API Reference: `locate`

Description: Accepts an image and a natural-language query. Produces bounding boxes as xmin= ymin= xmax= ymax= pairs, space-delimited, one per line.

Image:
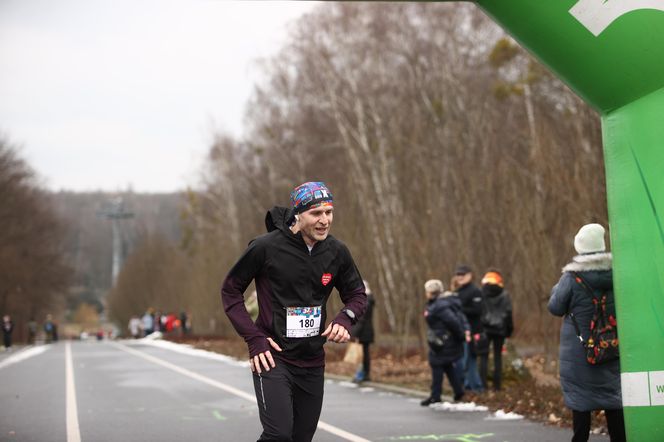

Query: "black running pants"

xmin=252 ymin=362 xmax=325 ymax=442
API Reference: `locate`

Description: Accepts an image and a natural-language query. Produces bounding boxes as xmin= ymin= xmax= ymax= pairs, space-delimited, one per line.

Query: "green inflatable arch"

xmin=454 ymin=1 xmax=664 ymax=439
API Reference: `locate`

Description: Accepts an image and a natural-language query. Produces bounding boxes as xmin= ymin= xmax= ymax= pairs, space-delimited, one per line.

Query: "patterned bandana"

xmin=290 ymin=181 xmax=334 ymax=214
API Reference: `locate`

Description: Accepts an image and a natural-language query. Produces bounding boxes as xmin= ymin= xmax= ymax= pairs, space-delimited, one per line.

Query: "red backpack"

xmin=568 ymin=272 xmax=619 ymax=365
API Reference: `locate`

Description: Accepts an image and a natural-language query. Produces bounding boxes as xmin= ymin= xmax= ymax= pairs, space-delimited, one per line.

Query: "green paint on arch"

xmin=432 ymin=0 xmax=664 ymax=439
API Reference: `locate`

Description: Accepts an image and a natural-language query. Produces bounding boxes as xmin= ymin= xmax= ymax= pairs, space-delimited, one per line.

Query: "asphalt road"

xmin=0 ymin=340 xmax=609 ymax=442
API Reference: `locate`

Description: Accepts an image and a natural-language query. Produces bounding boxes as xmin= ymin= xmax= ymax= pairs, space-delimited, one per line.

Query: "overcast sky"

xmin=0 ymin=0 xmax=318 ymax=193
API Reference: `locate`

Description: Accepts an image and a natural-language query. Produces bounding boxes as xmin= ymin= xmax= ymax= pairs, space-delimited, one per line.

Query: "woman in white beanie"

xmin=421 ymin=279 xmax=467 ymax=406
xmin=548 ymin=224 xmax=625 ymax=442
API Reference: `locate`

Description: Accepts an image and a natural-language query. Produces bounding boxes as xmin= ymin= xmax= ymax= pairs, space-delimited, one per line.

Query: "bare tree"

xmin=0 ymin=136 xmax=72 ymax=341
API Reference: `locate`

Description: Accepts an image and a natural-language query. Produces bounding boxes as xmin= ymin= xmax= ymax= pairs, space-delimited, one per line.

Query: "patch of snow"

xmin=485 ymin=409 xmax=525 ymax=420
xmin=338 ymin=381 xmax=359 ymax=388
xmin=0 ymin=345 xmax=50 ymax=370
xmin=359 ymin=387 xmax=375 ymax=393
xmin=143 ymin=331 xmax=163 ymax=340
xmin=430 ymin=401 xmax=489 ymax=412
xmin=130 ymin=338 xmax=250 ymax=367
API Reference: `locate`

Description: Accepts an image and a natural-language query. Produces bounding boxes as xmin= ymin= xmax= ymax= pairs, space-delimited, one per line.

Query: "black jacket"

xmin=481 ymin=284 xmax=514 ymax=338
xmin=425 ymin=294 xmax=465 ymax=365
xmin=221 ymin=206 xmax=367 ymax=367
xmin=457 ymin=282 xmax=484 ymax=334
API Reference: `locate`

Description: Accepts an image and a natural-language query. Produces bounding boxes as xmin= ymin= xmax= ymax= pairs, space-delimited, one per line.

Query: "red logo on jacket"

xmin=321 ymin=273 xmax=332 ymax=286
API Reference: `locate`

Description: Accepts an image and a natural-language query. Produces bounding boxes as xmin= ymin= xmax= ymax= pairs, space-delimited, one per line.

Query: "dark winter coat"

xmin=457 ymin=282 xmax=484 ymax=334
xmin=481 ymin=285 xmax=513 ymax=338
xmin=351 ymin=292 xmax=375 ymax=343
xmin=2 ymin=319 xmax=13 ymax=347
xmin=221 ymin=206 xmax=367 ymax=368
xmin=548 ymin=252 xmax=621 ymax=411
xmin=425 ymin=293 xmax=466 ymax=365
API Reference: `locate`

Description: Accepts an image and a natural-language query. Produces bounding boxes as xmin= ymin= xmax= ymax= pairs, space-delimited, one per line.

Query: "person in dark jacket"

xmin=480 ymin=270 xmax=513 ymax=391
xmin=421 ymin=279 xmax=466 ymax=406
xmin=44 ymin=314 xmax=56 ymax=343
xmin=453 ymin=265 xmax=486 ymax=392
xmin=548 ymin=223 xmax=625 ymax=442
xmin=351 ymin=279 xmax=375 ymax=383
xmin=2 ymin=315 xmax=13 ymax=350
xmin=221 ymin=181 xmax=367 ymax=442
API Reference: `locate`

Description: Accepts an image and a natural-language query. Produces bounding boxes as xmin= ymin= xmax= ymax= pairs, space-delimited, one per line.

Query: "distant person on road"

xmin=27 ymin=318 xmax=38 ymax=344
xmin=2 ymin=315 xmax=13 ymax=350
xmin=221 ymin=181 xmax=367 ymax=442
xmin=421 ymin=279 xmax=466 ymax=406
xmin=179 ymin=311 xmax=190 ymax=335
xmin=128 ymin=315 xmax=142 ymax=339
xmin=351 ymin=279 xmax=375 ymax=383
xmin=452 ymin=265 xmax=486 ymax=392
xmin=548 ymin=224 xmax=625 ymax=442
xmin=44 ymin=314 xmax=56 ymax=343
xmin=141 ymin=310 xmax=154 ymax=336
xmin=479 ymin=269 xmax=513 ymax=391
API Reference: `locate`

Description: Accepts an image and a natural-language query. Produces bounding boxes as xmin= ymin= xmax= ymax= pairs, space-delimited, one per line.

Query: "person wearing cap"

xmin=421 ymin=279 xmax=467 ymax=406
xmin=452 ymin=265 xmax=486 ymax=392
xmin=221 ymin=181 xmax=367 ymax=442
xmin=479 ymin=269 xmax=513 ymax=391
xmin=351 ymin=279 xmax=376 ymax=383
xmin=548 ymin=224 xmax=625 ymax=442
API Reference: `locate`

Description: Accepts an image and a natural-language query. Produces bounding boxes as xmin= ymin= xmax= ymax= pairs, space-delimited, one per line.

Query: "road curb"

xmin=324 ymin=372 xmax=455 ymax=401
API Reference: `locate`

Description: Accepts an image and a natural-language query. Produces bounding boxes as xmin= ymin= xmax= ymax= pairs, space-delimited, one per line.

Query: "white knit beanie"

xmin=424 ymin=279 xmax=444 ymax=294
xmin=574 ymin=223 xmax=606 ymax=254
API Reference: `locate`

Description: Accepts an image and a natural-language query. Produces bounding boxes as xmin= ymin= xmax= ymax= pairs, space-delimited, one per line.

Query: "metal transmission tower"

xmin=99 ymin=197 xmax=134 ymax=285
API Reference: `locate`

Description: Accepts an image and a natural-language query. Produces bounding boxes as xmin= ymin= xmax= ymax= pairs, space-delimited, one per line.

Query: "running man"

xmin=221 ymin=181 xmax=367 ymax=442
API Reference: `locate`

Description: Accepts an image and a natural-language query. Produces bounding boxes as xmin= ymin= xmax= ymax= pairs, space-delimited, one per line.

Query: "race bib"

xmin=286 ymin=306 xmax=322 ymax=338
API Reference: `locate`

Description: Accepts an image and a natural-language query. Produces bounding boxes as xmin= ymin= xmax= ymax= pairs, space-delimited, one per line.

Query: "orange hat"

xmin=481 ymin=271 xmax=504 ymax=287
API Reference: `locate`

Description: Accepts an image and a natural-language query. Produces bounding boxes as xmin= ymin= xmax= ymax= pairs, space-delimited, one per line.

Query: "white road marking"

xmin=110 ymin=341 xmax=371 ymax=442
xmin=65 ymin=342 xmax=82 ymax=442
xmin=0 ymin=345 xmax=49 ymax=370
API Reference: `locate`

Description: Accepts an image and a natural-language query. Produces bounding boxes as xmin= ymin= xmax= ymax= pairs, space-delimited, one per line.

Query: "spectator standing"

xmin=221 ymin=181 xmax=366 ymax=442
xmin=128 ymin=315 xmax=142 ymax=339
xmin=351 ymin=279 xmax=375 ymax=382
xmin=548 ymin=223 xmax=625 ymax=442
xmin=141 ymin=310 xmax=154 ymax=336
xmin=453 ymin=265 xmax=486 ymax=392
xmin=2 ymin=315 xmax=13 ymax=350
xmin=27 ymin=318 xmax=38 ymax=344
xmin=480 ymin=270 xmax=513 ymax=391
xmin=154 ymin=310 xmax=164 ymax=332
xmin=179 ymin=311 xmax=190 ymax=335
xmin=421 ymin=279 xmax=466 ymax=406
xmin=44 ymin=314 xmax=56 ymax=343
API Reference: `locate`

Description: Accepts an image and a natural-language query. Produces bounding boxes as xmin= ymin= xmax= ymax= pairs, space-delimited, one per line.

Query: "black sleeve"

xmin=220 ymin=238 xmax=270 ymax=358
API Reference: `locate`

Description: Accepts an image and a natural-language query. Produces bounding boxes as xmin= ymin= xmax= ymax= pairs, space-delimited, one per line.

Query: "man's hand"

xmin=322 ymin=322 xmax=350 ymax=343
xmin=250 ymin=337 xmax=282 ymax=374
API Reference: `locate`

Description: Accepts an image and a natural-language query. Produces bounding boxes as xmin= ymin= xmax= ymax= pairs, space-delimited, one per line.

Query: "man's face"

xmin=297 ymin=205 xmax=334 ymax=246
xmin=455 ymin=272 xmax=472 ymax=286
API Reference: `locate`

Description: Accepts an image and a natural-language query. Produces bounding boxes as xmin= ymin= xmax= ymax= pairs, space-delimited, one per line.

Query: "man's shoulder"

xmin=250 ymin=230 xmax=283 ymax=247
xmin=322 ymin=235 xmax=353 ymax=255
